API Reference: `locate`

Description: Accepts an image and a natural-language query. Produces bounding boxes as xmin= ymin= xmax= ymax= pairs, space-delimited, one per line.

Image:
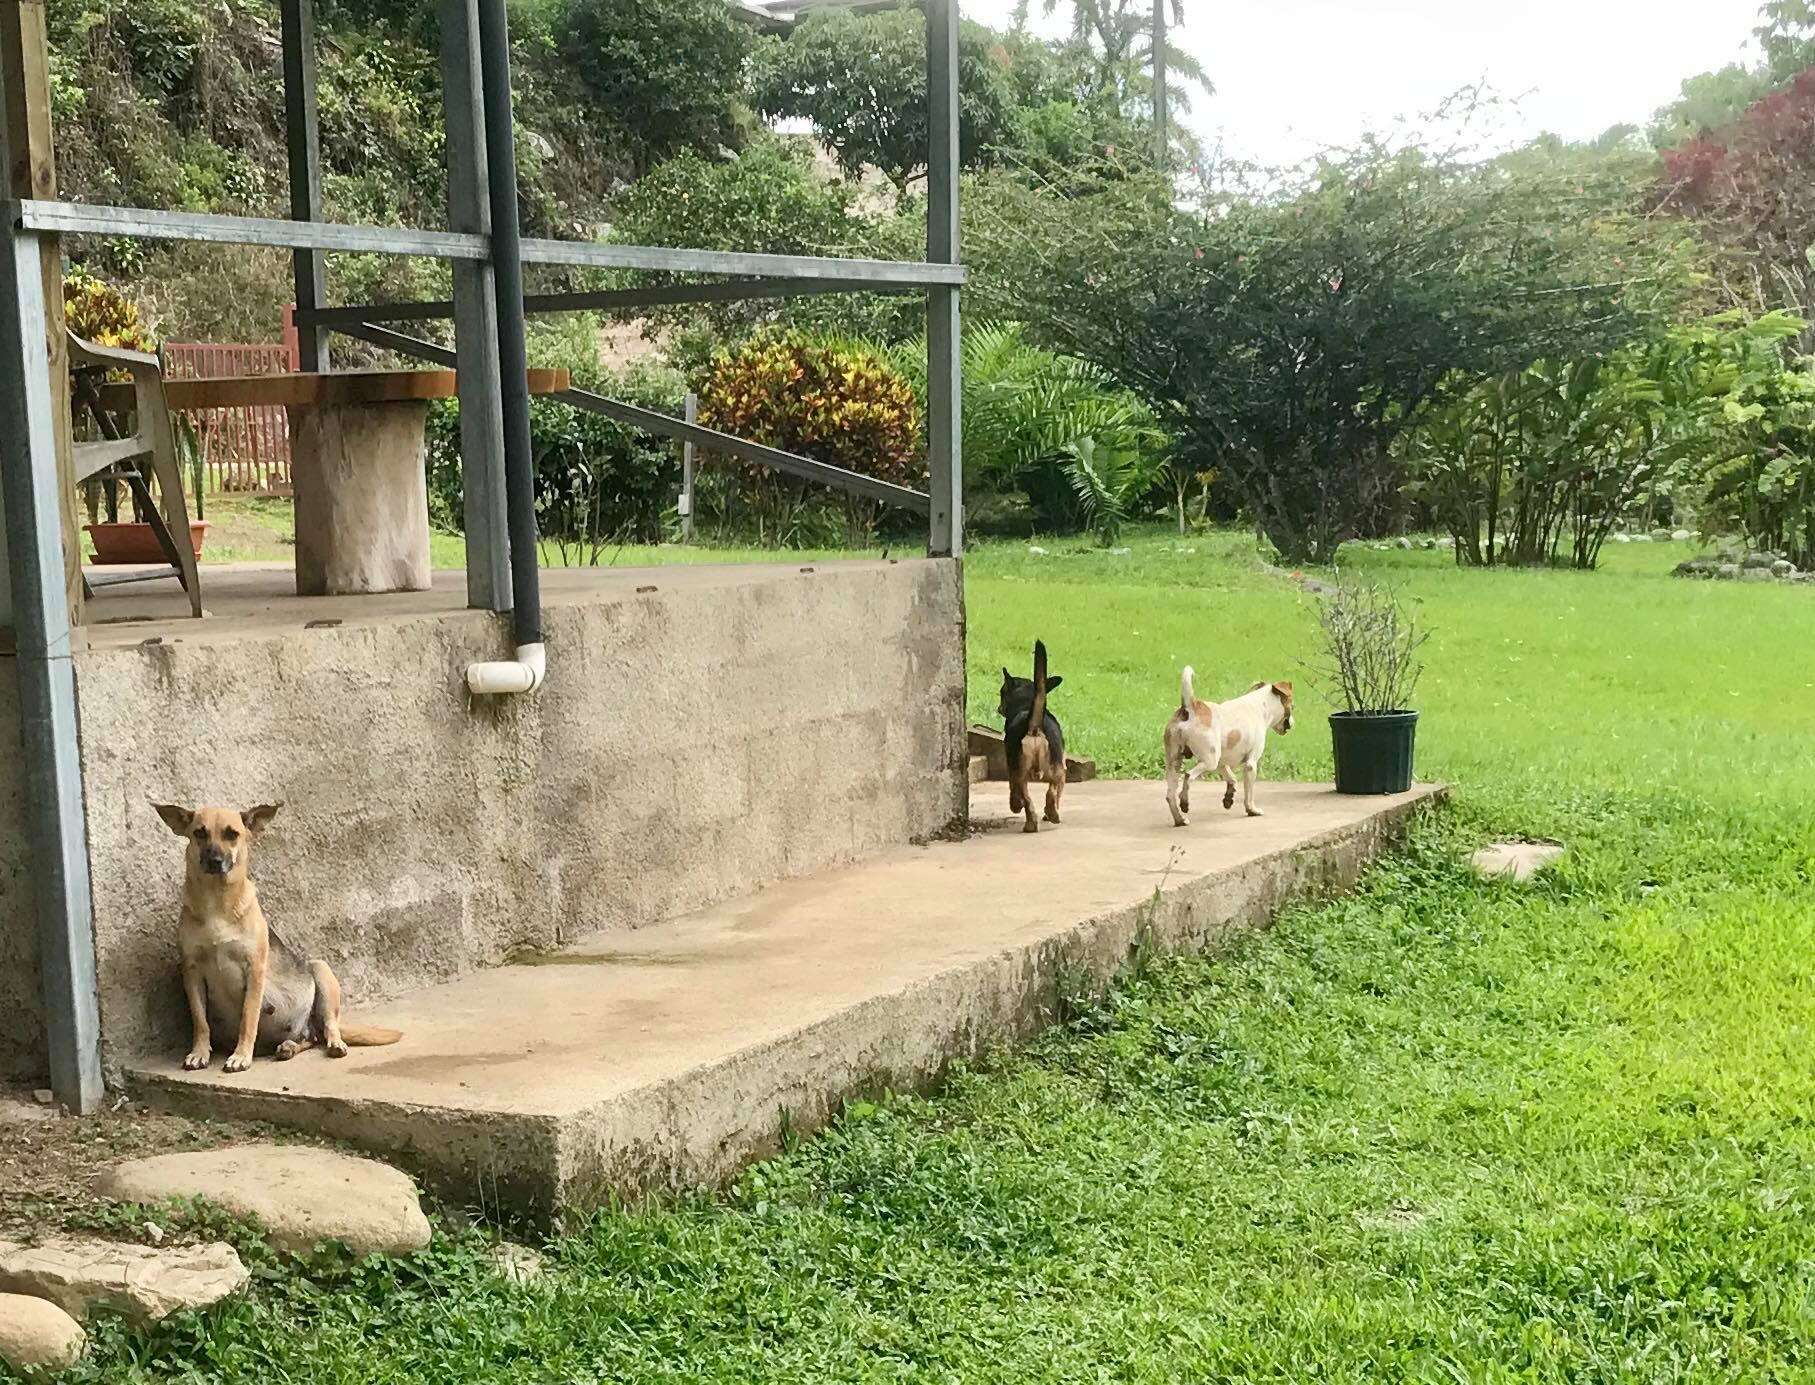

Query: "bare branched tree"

xmin=1313 ymin=583 xmax=1429 ymax=714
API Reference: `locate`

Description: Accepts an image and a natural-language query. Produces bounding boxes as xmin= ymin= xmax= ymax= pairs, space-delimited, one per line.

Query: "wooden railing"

xmin=161 ymin=310 xmax=301 ymax=494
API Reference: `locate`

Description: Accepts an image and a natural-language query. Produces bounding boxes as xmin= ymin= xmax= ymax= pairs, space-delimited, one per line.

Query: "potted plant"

xmin=81 ymin=420 xmax=210 ymax=564
xmin=1315 ymin=581 xmax=1428 ymax=794
xmin=67 ymin=271 xmax=211 ymax=565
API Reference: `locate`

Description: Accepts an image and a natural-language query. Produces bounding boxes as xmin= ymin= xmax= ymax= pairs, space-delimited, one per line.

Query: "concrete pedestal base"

xmin=291 ymin=402 xmax=432 ymax=596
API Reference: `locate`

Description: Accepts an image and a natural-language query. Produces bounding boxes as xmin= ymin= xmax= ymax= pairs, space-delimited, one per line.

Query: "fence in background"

xmin=161 ymin=307 xmax=301 ymax=494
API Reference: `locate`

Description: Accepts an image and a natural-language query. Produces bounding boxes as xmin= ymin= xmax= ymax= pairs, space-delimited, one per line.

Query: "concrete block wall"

xmin=72 ymin=560 xmax=966 ymax=1070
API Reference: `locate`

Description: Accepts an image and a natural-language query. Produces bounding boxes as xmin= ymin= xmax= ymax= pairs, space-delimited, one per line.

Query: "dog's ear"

xmin=1250 ymin=680 xmax=1269 ymax=693
xmin=153 ymin=803 xmax=194 ymax=837
xmin=1272 ymin=681 xmax=1293 ymax=698
xmin=242 ymin=803 xmax=282 ymax=835
xmin=1001 ymin=666 xmax=1013 ymax=682
xmin=1044 ymin=675 xmax=1063 ymax=693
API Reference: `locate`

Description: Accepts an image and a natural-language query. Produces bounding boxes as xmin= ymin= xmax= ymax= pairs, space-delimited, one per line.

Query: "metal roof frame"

xmin=0 ymin=0 xmax=966 ymax=1113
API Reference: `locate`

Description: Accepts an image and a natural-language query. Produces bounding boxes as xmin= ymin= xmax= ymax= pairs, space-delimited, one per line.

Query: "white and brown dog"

xmin=1163 ymin=669 xmax=1295 ymax=827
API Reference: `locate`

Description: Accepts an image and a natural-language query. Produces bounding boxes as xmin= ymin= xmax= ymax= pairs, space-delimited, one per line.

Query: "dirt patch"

xmin=0 ymin=1087 xmax=318 ymax=1245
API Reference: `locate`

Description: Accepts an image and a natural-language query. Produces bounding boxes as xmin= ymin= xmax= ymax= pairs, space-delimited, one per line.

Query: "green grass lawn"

xmin=54 ymin=526 xmax=1815 ymax=1383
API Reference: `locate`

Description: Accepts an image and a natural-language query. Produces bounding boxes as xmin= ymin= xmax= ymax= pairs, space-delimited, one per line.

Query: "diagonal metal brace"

xmin=332 ymin=321 xmax=931 ymax=514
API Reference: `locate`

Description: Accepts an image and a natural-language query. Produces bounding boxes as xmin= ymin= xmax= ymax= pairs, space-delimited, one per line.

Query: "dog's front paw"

xmin=326 ymin=1039 xmax=349 ymax=1059
xmin=182 ymin=1048 xmax=211 ymax=1071
xmin=1223 ymin=786 xmax=1237 ymax=810
xmin=222 ymin=1051 xmax=253 ymax=1073
xmin=1246 ymin=806 xmax=1265 ymax=818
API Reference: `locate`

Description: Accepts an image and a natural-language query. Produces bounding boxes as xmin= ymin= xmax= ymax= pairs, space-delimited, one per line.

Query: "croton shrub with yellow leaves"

xmin=64 ymin=271 xmax=163 ymax=526
xmin=698 ymin=332 xmax=924 ymax=546
xmin=63 ymin=270 xmax=156 ymax=356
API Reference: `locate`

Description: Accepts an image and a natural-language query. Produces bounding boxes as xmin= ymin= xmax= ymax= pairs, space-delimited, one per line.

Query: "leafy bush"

xmin=892 ymin=322 xmax=1165 ymax=540
xmin=63 ymin=270 xmax=154 ymax=353
xmin=697 ymin=332 xmax=924 ymax=546
xmin=1407 ymin=311 xmax=1815 ymax=571
xmin=1665 ymin=310 xmax=1815 ymax=568
xmin=426 ymin=362 xmax=689 ymax=549
xmin=1402 ymin=357 xmax=1675 ymax=570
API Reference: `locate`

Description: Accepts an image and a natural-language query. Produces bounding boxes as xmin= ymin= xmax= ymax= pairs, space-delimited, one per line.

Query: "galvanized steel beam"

xmin=924 ymin=0 xmax=963 ymax=557
xmin=280 ymin=0 xmax=330 ymax=371
xmin=293 ymin=275 xmax=916 ymax=329
xmin=440 ymin=0 xmax=510 ymax=613
xmin=14 ymin=200 xmax=489 ymax=260
xmin=0 ymin=228 xmax=103 ymax=1114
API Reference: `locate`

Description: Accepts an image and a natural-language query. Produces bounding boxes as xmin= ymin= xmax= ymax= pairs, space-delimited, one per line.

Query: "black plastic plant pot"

xmin=1330 ymin=710 xmax=1419 ymax=794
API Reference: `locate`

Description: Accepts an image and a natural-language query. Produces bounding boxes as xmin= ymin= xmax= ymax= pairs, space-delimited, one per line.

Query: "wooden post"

xmin=280 ymin=0 xmax=330 ymax=372
xmin=925 ymin=0 xmax=962 ymax=558
xmin=681 ymin=391 xmax=696 ymax=542
xmin=0 ymin=0 xmax=81 ymax=623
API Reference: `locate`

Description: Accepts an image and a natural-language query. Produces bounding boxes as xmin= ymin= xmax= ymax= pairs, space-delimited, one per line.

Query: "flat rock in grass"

xmin=0 ymin=1237 xmax=247 ymax=1325
xmin=1471 ymin=841 xmax=1565 ymax=882
xmin=0 ymin=1293 xmax=84 ymax=1373
xmin=489 ymin=1242 xmax=545 ymax=1285
xmin=95 ymin=1145 xmax=431 ymax=1258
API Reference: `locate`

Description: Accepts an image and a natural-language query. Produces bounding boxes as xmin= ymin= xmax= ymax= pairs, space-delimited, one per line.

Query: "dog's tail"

xmin=340 ymin=1024 xmax=403 ymax=1048
xmin=1180 ymin=665 xmax=1196 ymax=711
xmin=1030 ymin=640 xmax=1048 ymax=729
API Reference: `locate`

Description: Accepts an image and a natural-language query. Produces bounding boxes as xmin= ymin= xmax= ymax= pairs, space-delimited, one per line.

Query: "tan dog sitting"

xmin=1163 ymin=669 xmax=1295 ymax=828
xmin=154 ymin=803 xmax=401 ymax=1072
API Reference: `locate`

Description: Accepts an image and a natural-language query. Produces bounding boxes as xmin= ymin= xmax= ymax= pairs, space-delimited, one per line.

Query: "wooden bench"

xmin=101 ymin=367 xmax=569 ymax=597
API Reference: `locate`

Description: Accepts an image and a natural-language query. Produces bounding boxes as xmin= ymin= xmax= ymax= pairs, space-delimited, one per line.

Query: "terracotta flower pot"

xmin=85 ymin=520 xmax=209 ymax=566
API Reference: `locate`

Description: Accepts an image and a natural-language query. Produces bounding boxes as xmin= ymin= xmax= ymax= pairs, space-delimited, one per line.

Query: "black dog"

xmin=997 ymin=641 xmax=1066 ymax=833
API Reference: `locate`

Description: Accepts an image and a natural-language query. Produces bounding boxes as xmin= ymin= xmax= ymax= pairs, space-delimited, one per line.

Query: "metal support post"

xmin=0 ymin=227 xmax=103 ymax=1114
xmin=440 ymin=0 xmax=510 ymax=612
xmin=279 ymin=0 xmax=330 ymax=372
xmin=925 ymin=0 xmax=963 ymax=557
xmin=681 ymin=392 xmax=697 ymax=543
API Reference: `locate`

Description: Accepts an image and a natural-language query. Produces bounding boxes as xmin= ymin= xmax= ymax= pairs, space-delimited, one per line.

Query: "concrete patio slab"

xmin=128 ymin=780 xmax=1444 ymax=1217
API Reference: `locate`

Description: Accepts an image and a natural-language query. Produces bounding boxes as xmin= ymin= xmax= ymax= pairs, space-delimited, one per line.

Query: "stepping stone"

xmin=0 ymin=1093 xmax=56 ymax=1126
xmin=1471 ymin=841 xmax=1565 ymax=882
xmin=490 ymin=1242 xmax=544 ymax=1284
xmin=95 ymin=1144 xmax=431 ymax=1258
xmin=0 ymin=1238 xmax=247 ymax=1325
xmin=0 ymin=1293 xmax=85 ymax=1373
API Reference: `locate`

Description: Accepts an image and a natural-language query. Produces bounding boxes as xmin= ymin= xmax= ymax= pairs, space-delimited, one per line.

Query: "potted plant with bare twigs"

xmin=1315 ymin=581 xmax=1429 ymax=794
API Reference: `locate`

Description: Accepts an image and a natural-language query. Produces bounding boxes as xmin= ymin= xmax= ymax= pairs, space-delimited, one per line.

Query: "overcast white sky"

xmin=961 ymin=0 xmax=1765 ymax=164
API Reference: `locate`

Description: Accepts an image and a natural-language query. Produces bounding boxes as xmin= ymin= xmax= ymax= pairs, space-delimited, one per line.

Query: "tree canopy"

xmin=972 ymin=145 xmax=1701 ymax=562
xmin=749 ymin=10 xmax=1024 ymax=192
